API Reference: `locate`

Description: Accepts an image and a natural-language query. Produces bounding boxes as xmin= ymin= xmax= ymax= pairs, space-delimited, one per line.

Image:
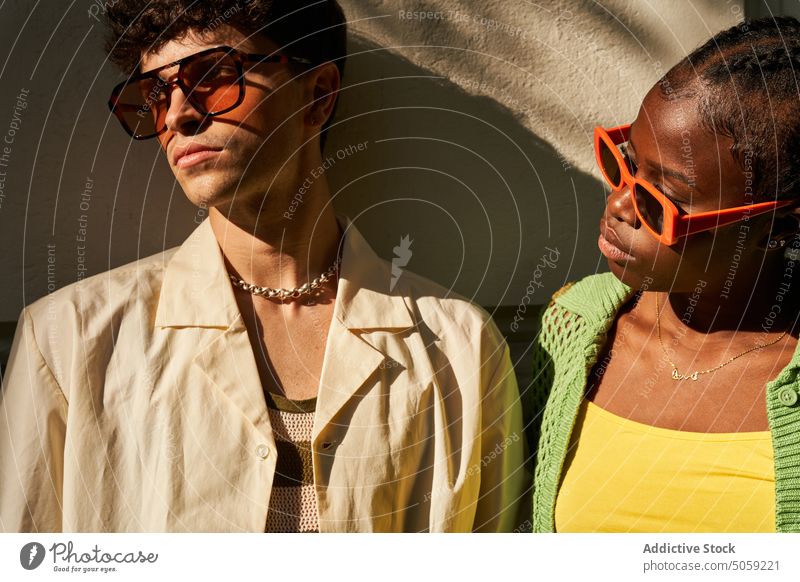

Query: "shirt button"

xmin=777 ymin=387 xmax=798 ymax=407
xmin=255 ymin=444 xmax=270 ymax=459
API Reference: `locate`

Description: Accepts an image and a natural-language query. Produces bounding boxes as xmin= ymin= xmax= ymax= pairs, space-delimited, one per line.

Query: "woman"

xmin=529 ymin=16 xmax=800 ymax=532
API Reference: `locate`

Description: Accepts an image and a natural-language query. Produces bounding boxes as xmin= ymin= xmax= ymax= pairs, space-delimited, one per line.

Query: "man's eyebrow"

xmin=138 ymin=56 xmax=180 ymax=80
xmin=146 ymin=65 xmax=179 ymax=82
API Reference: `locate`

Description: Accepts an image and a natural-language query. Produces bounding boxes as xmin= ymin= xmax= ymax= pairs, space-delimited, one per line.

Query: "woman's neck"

xmin=658 ymin=259 xmax=798 ymax=336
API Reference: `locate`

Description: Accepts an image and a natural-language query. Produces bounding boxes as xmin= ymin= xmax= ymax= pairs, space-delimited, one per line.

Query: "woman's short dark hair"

xmin=103 ymin=0 xmax=347 ymax=147
xmin=660 ymin=16 xmax=800 ymax=202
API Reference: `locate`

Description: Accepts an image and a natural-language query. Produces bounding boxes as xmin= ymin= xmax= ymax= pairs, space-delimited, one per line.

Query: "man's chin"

xmin=179 ymin=176 xmax=233 ymax=206
xmin=182 ymin=190 xmax=229 ymax=213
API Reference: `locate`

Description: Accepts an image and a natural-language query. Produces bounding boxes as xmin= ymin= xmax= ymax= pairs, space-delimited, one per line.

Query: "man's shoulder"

xmin=393 ymin=267 xmax=501 ymax=343
xmin=25 ymin=246 xmax=180 ymax=324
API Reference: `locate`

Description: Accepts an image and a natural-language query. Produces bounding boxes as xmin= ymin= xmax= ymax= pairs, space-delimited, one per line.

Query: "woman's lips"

xmin=175 ymin=149 xmax=221 ymax=169
xmin=598 ymin=233 xmax=635 ymax=262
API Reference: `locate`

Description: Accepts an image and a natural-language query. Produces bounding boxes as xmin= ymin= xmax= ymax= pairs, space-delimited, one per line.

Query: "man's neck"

xmin=208 ymin=179 xmax=342 ymax=291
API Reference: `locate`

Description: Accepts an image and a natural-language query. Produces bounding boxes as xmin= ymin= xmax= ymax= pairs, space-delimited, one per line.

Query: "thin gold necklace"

xmin=655 ymin=294 xmax=789 ymax=381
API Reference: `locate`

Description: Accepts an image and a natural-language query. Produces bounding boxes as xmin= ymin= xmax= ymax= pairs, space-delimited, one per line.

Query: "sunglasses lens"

xmin=112 ymin=78 xmax=168 ymax=139
xmin=182 ymin=51 xmax=241 ymax=114
xmin=633 ymin=183 xmax=665 ymax=234
xmin=598 ymin=138 xmax=623 ymax=189
xmin=111 ymin=51 xmax=243 ymax=139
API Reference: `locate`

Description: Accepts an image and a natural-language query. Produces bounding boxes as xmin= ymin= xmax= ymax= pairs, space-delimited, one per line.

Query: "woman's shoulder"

xmin=545 ymin=272 xmax=630 ymax=315
xmin=535 ymin=272 xmax=633 ymax=353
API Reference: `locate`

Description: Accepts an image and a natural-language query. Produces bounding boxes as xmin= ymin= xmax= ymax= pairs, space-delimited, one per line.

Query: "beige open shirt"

xmin=0 ymin=215 xmax=529 ymax=532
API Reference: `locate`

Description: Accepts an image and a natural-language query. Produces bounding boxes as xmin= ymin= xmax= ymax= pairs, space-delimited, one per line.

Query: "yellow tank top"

xmin=555 ymin=400 xmax=775 ymax=532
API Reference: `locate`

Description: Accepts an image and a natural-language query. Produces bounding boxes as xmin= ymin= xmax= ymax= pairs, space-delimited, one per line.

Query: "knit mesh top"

xmin=527 ymin=272 xmax=800 ymax=532
xmin=264 ymin=391 xmax=319 ymax=533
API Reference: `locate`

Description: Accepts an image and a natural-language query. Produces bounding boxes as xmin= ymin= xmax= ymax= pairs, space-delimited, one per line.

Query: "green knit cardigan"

xmin=527 ymin=272 xmax=800 ymax=532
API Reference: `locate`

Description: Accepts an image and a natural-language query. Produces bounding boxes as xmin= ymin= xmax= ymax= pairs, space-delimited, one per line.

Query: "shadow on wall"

xmin=0 ymin=37 xmax=611 ymax=387
xmin=326 ymin=35 xmax=607 ymax=316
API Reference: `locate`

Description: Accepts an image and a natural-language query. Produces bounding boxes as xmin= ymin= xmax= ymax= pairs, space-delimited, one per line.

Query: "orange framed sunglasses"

xmin=594 ymin=123 xmax=796 ymax=246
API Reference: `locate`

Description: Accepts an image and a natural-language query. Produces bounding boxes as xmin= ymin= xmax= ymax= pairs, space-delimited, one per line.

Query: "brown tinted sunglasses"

xmin=108 ymin=45 xmax=312 ymax=140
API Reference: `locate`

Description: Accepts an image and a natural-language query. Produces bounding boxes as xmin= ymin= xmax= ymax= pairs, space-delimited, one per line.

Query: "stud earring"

xmin=768 ymin=239 xmax=787 ymax=250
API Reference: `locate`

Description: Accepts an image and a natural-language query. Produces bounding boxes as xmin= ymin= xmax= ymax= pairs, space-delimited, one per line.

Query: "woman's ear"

xmin=760 ymin=206 xmax=800 ymax=254
xmin=303 ymin=62 xmax=340 ymax=129
xmin=781 ymin=207 xmax=800 ymax=259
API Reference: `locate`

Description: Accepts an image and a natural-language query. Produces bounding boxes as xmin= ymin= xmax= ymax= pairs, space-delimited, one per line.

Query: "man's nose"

xmin=162 ymin=84 xmax=206 ymax=136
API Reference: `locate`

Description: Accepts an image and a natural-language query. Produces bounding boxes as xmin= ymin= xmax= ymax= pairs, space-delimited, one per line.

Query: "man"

xmin=0 ymin=0 xmax=528 ymax=532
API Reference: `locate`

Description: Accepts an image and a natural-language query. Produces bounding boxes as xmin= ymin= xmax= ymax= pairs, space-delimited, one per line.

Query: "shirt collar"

xmin=154 ymin=214 xmax=415 ymax=331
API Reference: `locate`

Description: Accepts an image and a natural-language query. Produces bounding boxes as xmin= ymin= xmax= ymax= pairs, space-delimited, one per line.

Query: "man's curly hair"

xmin=103 ymin=0 xmax=347 ymax=145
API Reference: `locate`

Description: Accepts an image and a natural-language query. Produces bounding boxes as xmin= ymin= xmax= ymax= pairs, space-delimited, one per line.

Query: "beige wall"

xmin=0 ymin=1 xmax=742 ymax=322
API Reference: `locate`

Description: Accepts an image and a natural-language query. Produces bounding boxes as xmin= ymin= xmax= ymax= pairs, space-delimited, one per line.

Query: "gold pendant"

xmin=671 ymin=369 xmax=699 ymax=381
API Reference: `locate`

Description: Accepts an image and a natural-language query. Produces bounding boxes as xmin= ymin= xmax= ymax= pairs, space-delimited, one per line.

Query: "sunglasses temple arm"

xmin=604 ymin=124 xmax=631 ymax=144
xmin=677 ymin=200 xmax=797 ymax=235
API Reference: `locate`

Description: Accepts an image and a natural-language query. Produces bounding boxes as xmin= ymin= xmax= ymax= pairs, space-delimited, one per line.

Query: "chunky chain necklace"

xmin=655 ymin=294 xmax=788 ymax=381
xmin=228 ymin=256 xmax=340 ymax=301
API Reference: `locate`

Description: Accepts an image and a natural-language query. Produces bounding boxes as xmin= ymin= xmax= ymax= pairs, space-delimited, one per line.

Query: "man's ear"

xmin=303 ymin=62 xmax=340 ymax=129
